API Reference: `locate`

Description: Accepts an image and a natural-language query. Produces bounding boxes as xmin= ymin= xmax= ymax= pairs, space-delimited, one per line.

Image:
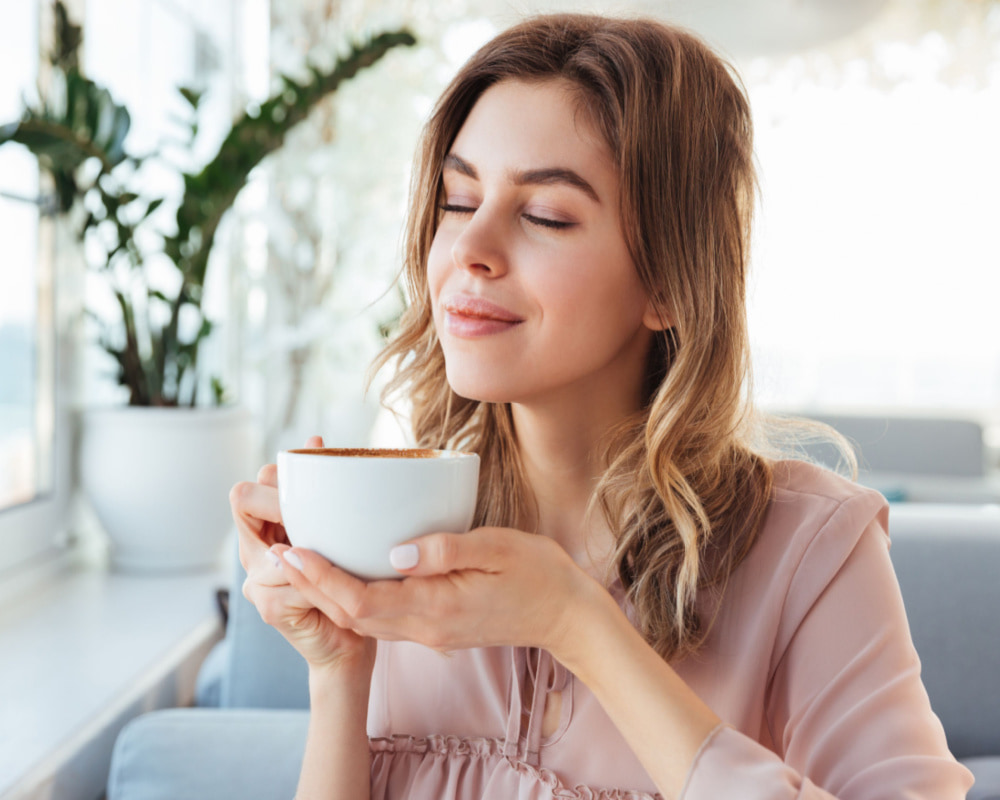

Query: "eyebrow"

xmin=442 ymin=153 xmax=601 ymax=204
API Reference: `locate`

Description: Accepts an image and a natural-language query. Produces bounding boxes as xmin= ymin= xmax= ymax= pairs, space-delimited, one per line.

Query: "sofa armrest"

xmin=107 ymin=709 xmax=309 ymax=800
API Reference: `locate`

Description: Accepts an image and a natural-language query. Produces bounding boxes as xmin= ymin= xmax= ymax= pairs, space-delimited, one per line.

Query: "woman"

xmin=231 ymin=13 xmax=974 ymax=799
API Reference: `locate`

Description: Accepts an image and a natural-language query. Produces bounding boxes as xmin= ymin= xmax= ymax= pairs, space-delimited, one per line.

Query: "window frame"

xmin=0 ymin=1 xmax=75 ymax=576
xmin=0 ymin=208 xmax=75 ymax=576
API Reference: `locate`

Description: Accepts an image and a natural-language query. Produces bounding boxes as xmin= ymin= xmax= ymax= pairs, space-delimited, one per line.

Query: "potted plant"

xmin=0 ymin=2 xmax=415 ymax=570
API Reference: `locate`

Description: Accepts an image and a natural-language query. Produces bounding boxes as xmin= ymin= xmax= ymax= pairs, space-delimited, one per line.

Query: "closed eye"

xmin=440 ymin=204 xmax=575 ymax=232
xmin=523 ymin=214 xmax=574 ymax=231
xmin=440 ymin=203 xmax=476 ymax=215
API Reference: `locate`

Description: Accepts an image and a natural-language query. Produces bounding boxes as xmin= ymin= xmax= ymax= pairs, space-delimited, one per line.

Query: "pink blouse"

xmin=365 ymin=460 xmax=975 ymax=798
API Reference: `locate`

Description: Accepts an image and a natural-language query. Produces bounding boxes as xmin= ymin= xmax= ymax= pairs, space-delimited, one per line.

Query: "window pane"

xmin=743 ymin=11 xmax=1000 ymax=413
xmin=0 ymin=2 xmax=50 ymax=512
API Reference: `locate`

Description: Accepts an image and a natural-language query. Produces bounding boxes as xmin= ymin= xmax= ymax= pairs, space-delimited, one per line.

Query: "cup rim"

xmin=280 ymin=447 xmax=477 ymax=460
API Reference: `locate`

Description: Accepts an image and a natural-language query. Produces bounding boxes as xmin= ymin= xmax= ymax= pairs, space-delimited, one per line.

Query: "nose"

xmin=450 ymin=205 xmax=508 ymax=278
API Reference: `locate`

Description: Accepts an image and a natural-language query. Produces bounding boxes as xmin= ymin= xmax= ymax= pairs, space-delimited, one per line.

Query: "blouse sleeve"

xmin=680 ymin=499 xmax=975 ymax=799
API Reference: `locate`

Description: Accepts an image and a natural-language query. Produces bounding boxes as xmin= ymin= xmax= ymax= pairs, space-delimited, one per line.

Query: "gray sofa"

xmin=802 ymin=414 xmax=1000 ymax=504
xmin=106 ymin=501 xmax=1000 ymax=800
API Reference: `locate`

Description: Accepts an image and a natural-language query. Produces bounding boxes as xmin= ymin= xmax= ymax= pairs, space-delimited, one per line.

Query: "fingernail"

xmin=283 ymin=550 xmax=304 ymax=571
xmin=390 ymin=543 xmax=419 ymax=570
xmin=266 ymin=550 xmax=282 ymax=568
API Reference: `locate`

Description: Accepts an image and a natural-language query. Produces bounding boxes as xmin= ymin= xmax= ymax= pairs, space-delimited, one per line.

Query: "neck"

xmin=510 ymin=387 xmax=641 ymax=576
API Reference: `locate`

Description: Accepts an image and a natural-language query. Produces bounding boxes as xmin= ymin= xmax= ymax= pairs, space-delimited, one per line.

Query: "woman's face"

xmin=427 ymin=78 xmax=664 ymax=411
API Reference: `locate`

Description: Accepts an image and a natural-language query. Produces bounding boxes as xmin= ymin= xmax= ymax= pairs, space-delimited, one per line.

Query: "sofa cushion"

xmin=963 ymin=757 xmax=1000 ymax=800
xmin=888 ymin=503 xmax=1000 ymax=760
xmin=107 ymin=709 xmax=309 ymax=800
xmin=218 ymin=539 xmax=310 ymax=709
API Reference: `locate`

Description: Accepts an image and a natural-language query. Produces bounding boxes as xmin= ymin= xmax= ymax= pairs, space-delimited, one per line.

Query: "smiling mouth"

xmin=442 ymin=296 xmax=524 ymax=324
xmin=441 ymin=296 xmax=524 ymax=337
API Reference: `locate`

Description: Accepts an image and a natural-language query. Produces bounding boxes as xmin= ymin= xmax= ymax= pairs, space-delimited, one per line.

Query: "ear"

xmin=642 ymin=299 xmax=673 ymax=332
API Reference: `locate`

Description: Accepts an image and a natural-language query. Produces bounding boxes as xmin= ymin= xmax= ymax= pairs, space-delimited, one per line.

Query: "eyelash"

xmin=438 ymin=203 xmax=574 ymax=231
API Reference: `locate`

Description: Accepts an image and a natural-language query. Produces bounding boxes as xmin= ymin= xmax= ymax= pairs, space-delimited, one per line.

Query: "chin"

xmin=447 ymin=380 xmax=511 ymax=405
xmin=445 ymin=364 xmax=518 ymax=404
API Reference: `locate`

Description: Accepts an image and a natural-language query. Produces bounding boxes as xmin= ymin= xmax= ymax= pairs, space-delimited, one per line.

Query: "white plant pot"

xmin=79 ymin=406 xmax=256 ymax=572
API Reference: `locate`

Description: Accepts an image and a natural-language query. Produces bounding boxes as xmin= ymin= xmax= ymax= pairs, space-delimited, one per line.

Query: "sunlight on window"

xmin=0 ymin=176 xmax=41 ymax=509
xmin=744 ymin=5 xmax=1000 ymax=415
xmin=0 ymin=1 xmax=45 ymax=511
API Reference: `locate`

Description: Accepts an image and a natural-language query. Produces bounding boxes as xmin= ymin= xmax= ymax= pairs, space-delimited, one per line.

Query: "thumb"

xmin=305 ymin=434 xmax=325 ymax=448
xmin=389 ymin=529 xmax=503 ymax=576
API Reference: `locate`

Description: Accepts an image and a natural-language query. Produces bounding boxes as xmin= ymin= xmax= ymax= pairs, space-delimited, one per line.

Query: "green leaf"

xmin=104 ymin=104 xmax=131 ymax=163
xmin=53 ymin=169 xmax=78 ymax=214
xmin=0 ymin=74 xmax=131 ymax=176
xmin=177 ymin=86 xmax=204 ymax=110
xmin=177 ymin=317 xmax=213 ymax=350
xmin=168 ymin=28 xmax=416 ymax=290
xmin=142 ymin=197 xmax=165 ymax=219
xmin=211 ymin=377 xmax=227 ymax=406
xmin=0 ymin=121 xmax=19 ymax=146
xmin=53 ymin=1 xmax=82 ymax=72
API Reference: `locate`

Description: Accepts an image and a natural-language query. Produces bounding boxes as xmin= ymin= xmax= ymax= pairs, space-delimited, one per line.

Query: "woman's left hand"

xmin=272 ymin=527 xmax=614 ymax=661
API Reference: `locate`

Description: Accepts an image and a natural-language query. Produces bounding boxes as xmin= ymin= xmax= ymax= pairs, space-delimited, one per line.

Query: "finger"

xmin=389 ymin=529 xmax=506 ymax=577
xmin=230 ymin=481 xmax=281 ymax=524
xmin=305 ymin=435 xmax=324 ymax=448
xmin=257 ymin=463 xmax=277 ymax=487
xmin=244 ymin=547 xmax=291 ymax=587
xmin=279 ymin=546 xmax=471 ymax=645
xmin=278 ymin=547 xmax=371 ymax=630
xmin=237 ymin=528 xmax=288 ymax=579
xmin=242 ymin=577 xmax=314 ymax=629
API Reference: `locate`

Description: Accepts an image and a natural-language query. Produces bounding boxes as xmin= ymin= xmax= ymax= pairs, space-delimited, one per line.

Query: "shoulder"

xmin=742 ymin=459 xmax=891 ymax=616
xmin=765 ymin=459 xmax=889 ymax=548
xmin=689 ymin=461 xmax=894 ymax=672
xmin=770 ymin=457 xmax=879 ymax=506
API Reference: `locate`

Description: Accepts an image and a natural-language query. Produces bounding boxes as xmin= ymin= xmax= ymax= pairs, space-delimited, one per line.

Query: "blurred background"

xmin=2 ymin=5 xmax=1000 ymax=798
xmin=1 ymin=0 xmax=999 ymax=563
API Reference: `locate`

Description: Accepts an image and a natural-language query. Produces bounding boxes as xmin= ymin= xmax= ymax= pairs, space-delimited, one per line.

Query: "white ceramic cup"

xmin=276 ymin=447 xmax=480 ymax=580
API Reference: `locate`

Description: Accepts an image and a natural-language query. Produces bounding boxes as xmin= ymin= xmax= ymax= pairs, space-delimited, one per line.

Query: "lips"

xmin=441 ymin=294 xmax=524 ymax=338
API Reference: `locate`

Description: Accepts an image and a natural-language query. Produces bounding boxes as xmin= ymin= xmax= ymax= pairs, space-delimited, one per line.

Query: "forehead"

xmin=450 ymin=78 xmax=613 ymax=172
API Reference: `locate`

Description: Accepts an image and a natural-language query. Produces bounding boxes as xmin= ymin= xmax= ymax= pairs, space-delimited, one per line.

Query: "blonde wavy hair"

xmin=371 ymin=14 xmax=842 ymax=661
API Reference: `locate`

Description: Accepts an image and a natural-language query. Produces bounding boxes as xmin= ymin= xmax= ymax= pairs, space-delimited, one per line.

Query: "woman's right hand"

xmin=229 ymin=435 xmax=375 ymax=675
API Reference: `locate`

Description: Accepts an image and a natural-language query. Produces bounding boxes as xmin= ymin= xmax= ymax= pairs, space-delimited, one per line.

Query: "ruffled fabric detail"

xmin=369 ymin=735 xmax=662 ymax=800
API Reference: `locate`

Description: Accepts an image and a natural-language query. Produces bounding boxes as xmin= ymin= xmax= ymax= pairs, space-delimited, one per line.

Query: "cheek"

xmin=426 ymin=233 xmax=451 ymax=308
xmin=542 ymin=251 xmax=645 ymax=320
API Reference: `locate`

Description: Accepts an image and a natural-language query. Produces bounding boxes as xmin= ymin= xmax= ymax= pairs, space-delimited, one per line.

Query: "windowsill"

xmin=0 ymin=550 xmax=225 ymax=800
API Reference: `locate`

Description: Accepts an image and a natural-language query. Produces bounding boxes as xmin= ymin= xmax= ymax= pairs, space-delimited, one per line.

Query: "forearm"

xmin=555 ymin=585 xmax=720 ymax=800
xmin=295 ymin=665 xmax=373 ymax=800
